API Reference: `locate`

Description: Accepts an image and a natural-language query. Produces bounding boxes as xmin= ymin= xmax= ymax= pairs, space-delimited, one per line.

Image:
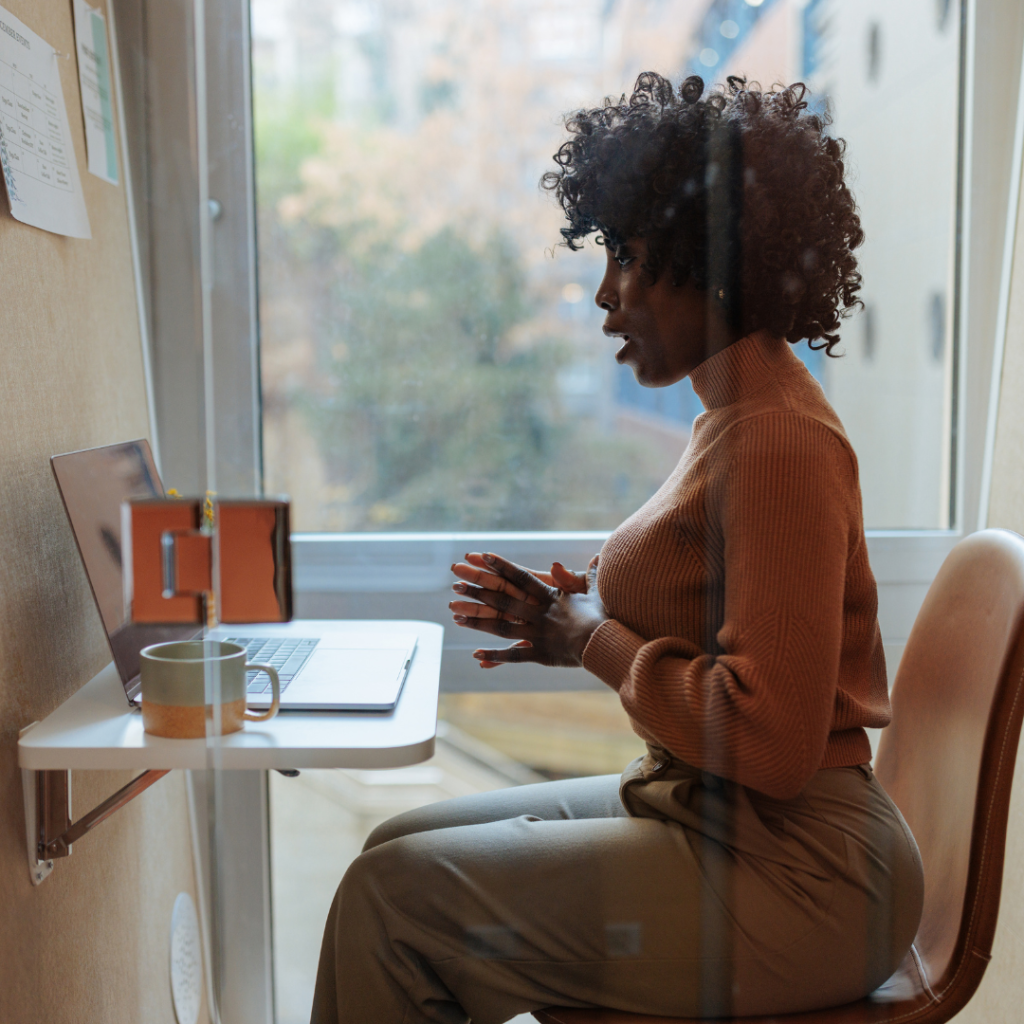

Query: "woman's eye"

xmin=615 ymin=255 xmax=636 ymax=269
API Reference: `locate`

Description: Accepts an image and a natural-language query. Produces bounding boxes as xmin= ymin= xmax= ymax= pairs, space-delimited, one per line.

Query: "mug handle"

xmin=243 ymin=662 xmax=281 ymax=722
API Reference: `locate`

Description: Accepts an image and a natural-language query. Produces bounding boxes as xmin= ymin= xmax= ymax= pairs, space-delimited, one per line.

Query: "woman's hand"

xmin=452 ymin=554 xmax=589 ymax=597
xmin=449 ymin=553 xmax=606 ymax=668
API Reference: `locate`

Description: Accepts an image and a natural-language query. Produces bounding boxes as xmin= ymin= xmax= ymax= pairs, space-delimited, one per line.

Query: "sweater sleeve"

xmin=582 ymin=413 xmax=852 ymax=799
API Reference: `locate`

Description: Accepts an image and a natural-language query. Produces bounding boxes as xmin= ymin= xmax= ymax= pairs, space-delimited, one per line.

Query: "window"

xmin=254 ymin=0 xmax=961 ymax=534
xmin=254 ymin=0 xmax=705 ymax=534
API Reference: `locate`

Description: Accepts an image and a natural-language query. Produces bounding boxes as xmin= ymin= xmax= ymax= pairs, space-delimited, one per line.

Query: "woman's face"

xmin=595 ymin=237 xmax=715 ymax=388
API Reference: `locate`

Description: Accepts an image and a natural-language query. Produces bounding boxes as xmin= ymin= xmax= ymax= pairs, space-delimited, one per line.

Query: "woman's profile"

xmin=311 ymin=73 xmax=924 ymax=1024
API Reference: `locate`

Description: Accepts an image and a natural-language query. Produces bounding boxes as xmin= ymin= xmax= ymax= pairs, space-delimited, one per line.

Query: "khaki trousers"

xmin=311 ymin=758 xmax=923 ymax=1024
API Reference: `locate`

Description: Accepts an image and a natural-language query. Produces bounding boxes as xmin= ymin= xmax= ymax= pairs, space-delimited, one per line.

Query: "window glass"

xmin=253 ymin=0 xmax=960 ymax=534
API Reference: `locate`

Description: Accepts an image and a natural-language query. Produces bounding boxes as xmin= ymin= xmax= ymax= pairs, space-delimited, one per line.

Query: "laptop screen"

xmin=51 ymin=440 xmax=196 ymax=702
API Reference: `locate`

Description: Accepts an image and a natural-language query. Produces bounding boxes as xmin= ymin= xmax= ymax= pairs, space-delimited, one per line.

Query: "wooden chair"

xmin=535 ymin=529 xmax=1024 ymax=1024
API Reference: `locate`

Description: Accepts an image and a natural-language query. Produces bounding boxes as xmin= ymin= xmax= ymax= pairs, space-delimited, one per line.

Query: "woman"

xmin=311 ymin=74 xmax=924 ymax=1024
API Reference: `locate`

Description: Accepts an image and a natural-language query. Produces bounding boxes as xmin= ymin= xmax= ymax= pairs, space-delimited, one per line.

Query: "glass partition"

xmin=131 ymin=1 xmax=275 ymax=1019
xmin=252 ymin=1 xmax=964 ymax=1019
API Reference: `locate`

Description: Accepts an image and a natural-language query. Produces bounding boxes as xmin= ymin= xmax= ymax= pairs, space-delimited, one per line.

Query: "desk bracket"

xmin=20 ymin=730 xmax=171 ymax=886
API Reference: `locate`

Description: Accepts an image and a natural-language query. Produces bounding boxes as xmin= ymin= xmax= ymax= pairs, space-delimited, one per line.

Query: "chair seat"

xmin=533 ymin=944 xmax=941 ymax=1024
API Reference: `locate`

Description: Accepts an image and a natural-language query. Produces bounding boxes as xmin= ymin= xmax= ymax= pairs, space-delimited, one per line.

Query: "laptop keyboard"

xmin=226 ymin=637 xmax=320 ymax=695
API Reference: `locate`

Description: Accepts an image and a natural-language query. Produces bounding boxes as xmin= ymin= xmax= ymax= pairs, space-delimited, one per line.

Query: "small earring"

xmin=717 ymin=288 xmax=725 ymax=300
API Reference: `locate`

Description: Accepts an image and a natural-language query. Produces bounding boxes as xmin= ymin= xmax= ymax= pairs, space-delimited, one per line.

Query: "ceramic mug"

xmin=140 ymin=640 xmax=280 ymax=738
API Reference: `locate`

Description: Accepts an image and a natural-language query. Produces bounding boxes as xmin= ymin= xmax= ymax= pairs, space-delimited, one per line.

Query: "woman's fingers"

xmin=451 ymin=614 xmax=533 ymax=641
xmin=450 ymin=553 xmax=599 ymax=670
xmin=459 ymin=555 xmax=560 ymax=596
xmin=472 ymin=552 xmax=556 ymax=603
xmin=531 ymin=571 xmax=557 ymax=587
xmin=450 ymin=581 xmax=541 ymax=622
xmin=450 ymin=554 xmax=561 ymax=665
xmin=472 ymin=640 xmax=536 ymax=665
xmin=550 ymin=561 xmax=588 ymax=594
xmin=452 ymin=559 xmax=532 ymax=603
xmin=449 ymin=601 xmax=525 ymax=623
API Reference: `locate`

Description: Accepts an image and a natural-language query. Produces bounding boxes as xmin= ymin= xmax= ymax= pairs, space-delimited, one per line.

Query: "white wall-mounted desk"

xmin=18 ymin=620 xmax=443 ymax=772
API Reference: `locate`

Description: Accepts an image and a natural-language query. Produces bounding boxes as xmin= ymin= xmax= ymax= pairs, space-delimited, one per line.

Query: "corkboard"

xmin=0 ymin=2 xmax=208 ymax=1022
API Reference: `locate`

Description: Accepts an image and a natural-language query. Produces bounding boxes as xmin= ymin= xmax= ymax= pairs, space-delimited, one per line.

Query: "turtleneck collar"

xmin=688 ymin=329 xmax=796 ymax=410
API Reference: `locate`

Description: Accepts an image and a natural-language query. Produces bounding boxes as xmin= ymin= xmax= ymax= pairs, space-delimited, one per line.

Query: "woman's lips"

xmin=614 ymin=336 xmax=633 ymax=362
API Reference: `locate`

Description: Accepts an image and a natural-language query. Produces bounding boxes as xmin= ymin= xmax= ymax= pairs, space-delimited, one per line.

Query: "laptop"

xmin=51 ymin=440 xmax=417 ymax=712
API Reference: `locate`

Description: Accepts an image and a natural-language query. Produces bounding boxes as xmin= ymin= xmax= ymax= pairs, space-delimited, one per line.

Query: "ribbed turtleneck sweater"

xmin=582 ymin=330 xmax=890 ymax=801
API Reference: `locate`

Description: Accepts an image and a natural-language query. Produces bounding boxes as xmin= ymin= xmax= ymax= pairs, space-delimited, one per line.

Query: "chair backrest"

xmin=874 ymin=529 xmax=1024 ymax=1001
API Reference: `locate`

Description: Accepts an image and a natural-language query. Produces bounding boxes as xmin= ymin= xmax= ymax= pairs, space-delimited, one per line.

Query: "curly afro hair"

xmin=541 ymin=72 xmax=864 ymax=355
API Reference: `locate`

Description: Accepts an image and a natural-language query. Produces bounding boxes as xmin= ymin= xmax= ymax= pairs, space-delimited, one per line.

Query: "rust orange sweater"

xmin=582 ymin=330 xmax=890 ymax=800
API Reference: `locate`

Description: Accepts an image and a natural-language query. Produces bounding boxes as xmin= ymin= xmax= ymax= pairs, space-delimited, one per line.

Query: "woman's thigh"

xmin=364 ymin=773 xmax=626 ymax=850
xmin=346 ymin=805 xmax=880 ymax=1022
xmin=349 ymin=810 xmax=706 ymax=1022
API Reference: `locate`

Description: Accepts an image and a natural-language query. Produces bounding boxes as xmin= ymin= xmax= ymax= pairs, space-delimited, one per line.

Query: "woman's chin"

xmin=631 ymin=365 xmax=667 ymax=388
xmin=619 ymin=355 xmax=650 ymax=386
xmin=619 ymin=350 xmax=671 ymax=388
xmin=630 ymin=360 xmax=691 ymax=389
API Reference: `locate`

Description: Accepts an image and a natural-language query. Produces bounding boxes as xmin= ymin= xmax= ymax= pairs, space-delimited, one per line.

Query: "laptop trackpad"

xmin=287 ymin=648 xmax=410 ymax=706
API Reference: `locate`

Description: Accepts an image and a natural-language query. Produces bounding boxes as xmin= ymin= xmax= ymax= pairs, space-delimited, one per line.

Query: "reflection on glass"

xmin=253 ymin=0 xmax=959 ymax=532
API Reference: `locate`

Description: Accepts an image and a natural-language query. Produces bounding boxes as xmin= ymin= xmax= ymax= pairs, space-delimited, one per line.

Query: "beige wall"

xmin=0 ymin=2 xmax=206 ymax=1022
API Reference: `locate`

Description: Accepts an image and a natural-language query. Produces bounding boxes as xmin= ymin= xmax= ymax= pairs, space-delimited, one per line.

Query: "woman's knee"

xmin=363 ymin=803 xmax=441 ymax=851
xmin=362 ymin=792 xmax=482 ymax=851
xmin=363 ymin=816 xmax=403 ymax=852
xmin=345 ymin=830 xmax=445 ymax=919
xmin=341 ymin=838 xmax=406 ymax=908
xmin=364 ymin=775 xmax=625 ymax=853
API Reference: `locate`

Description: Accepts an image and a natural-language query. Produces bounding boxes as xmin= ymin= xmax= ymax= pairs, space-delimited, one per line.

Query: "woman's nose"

xmin=595 ymin=282 xmax=618 ymax=311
